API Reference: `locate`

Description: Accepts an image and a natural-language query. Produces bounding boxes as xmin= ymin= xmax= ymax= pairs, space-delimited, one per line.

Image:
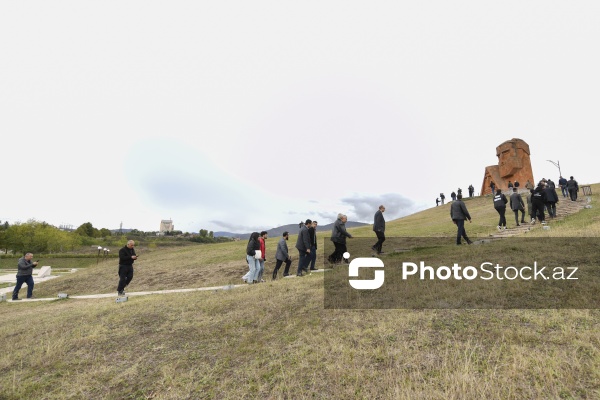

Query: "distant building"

xmin=160 ymin=219 xmax=174 ymax=233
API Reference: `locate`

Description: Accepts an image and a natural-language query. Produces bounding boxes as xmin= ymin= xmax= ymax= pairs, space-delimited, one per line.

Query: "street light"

xmin=96 ymin=246 xmax=102 ymax=265
xmin=547 ymin=160 xmax=562 ymax=178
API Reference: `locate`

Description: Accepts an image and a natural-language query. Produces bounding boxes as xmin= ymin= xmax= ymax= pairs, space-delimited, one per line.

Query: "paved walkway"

xmin=3 ymin=268 xmax=330 ymax=304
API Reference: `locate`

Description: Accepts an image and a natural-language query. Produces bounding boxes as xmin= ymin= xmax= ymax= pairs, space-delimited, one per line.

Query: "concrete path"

xmin=3 ymin=268 xmax=331 ymax=304
xmin=0 ymin=269 xmax=78 ymax=296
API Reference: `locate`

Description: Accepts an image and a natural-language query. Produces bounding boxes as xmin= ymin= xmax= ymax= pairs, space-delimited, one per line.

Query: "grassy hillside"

xmin=1 ymin=184 xmax=599 ymax=399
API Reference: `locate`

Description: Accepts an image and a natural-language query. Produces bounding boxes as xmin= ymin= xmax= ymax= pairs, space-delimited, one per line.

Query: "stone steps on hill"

xmin=488 ymin=197 xmax=588 ymax=238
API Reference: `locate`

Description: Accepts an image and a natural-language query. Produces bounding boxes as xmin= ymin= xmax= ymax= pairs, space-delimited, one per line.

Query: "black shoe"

xmin=12 ymin=298 xmax=20 ymax=301
xmin=283 ymin=274 xmax=290 ymax=277
xmin=371 ymin=246 xmax=377 ymax=251
xmin=467 ymin=240 xmax=473 ymax=245
xmin=310 ymin=268 xmax=318 ymax=271
xmin=377 ymin=251 xmax=385 ymax=254
xmin=296 ymin=273 xmax=303 ymax=277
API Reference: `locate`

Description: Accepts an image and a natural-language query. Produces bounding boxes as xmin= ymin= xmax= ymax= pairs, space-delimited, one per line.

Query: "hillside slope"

xmin=1 ymin=183 xmax=599 ymax=399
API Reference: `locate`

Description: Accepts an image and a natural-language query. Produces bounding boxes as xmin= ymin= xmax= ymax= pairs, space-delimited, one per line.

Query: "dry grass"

xmin=1 ymin=183 xmax=600 ymax=399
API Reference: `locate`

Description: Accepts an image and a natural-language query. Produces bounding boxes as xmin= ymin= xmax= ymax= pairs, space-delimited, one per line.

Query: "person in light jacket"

xmin=245 ymin=232 xmax=261 ymax=284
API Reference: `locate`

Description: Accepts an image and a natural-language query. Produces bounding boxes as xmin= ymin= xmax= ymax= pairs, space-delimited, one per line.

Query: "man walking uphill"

xmin=372 ymin=205 xmax=386 ymax=254
xmin=451 ymin=195 xmax=473 ymax=245
xmin=12 ymin=253 xmax=39 ymax=300
xmin=117 ymin=240 xmax=138 ymax=296
xmin=295 ymin=220 xmax=312 ymax=276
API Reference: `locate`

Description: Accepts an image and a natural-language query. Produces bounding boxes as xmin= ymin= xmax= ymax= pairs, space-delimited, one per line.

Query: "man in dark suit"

xmin=295 ymin=219 xmax=312 ymax=276
xmin=372 ymin=205 xmax=386 ymax=254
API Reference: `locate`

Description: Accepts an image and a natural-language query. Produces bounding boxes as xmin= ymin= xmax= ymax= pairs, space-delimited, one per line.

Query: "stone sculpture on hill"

xmin=481 ymin=138 xmax=534 ymax=196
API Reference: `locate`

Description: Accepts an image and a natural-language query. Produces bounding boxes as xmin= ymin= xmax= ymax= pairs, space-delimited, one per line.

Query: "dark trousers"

xmin=569 ymin=189 xmax=578 ymax=201
xmin=309 ymin=245 xmax=317 ymax=269
xmin=117 ymin=265 xmax=134 ymax=292
xmin=546 ymin=202 xmax=556 ymax=218
xmin=513 ymin=209 xmax=525 ymax=224
xmin=495 ymin=206 xmax=507 ymax=227
xmin=297 ymin=251 xmax=310 ymax=275
xmin=12 ymin=275 xmax=34 ymax=299
xmin=328 ymin=242 xmax=346 ymax=263
xmin=454 ymin=219 xmax=470 ymax=244
xmin=561 ymin=186 xmax=568 ymax=197
xmin=531 ymin=201 xmax=545 ymax=222
xmin=374 ymin=231 xmax=386 ymax=253
xmin=273 ymin=258 xmax=292 ymax=279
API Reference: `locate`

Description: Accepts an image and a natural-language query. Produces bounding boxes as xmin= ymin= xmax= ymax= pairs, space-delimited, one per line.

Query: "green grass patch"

xmin=1 ymin=183 xmax=599 ymax=398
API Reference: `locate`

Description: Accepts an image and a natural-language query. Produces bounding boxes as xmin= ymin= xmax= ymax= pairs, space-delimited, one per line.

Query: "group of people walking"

xmin=243 ymin=220 xmax=322 ymax=283
xmin=451 ymin=175 xmax=580 ymax=244
xmin=243 ymin=206 xmax=388 ymax=282
xmin=437 ymin=185 xmax=475 ymax=206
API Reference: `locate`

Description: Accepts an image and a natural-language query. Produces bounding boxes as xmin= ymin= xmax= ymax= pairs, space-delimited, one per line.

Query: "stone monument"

xmin=480 ymin=138 xmax=534 ymax=196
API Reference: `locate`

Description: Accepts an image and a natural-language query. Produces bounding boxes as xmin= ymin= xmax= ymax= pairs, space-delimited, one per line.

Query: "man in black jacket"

xmin=12 ymin=253 xmax=39 ymax=300
xmin=531 ymin=184 xmax=547 ymax=224
xmin=117 ymin=240 xmax=138 ymax=296
xmin=493 ymin=188 xmax=508 ymax=230
xmin=372 ymin=205 xmax=386 ymax=254
xmin=450 ymin=195 xmax=472 ymax=245
xmin=308 ymin=221 xmax=319 ymax=271
xmin=567 ymin=176 xmax=579 ymax=201
xmin=295 ymin=220 xmax=312 ymax=276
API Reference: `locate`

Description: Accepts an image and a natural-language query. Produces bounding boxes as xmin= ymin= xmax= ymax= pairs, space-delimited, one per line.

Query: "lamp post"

xmin=547 ymin=160 xmax=562 ymax=178
xmin=96 ymin=246 xmax=102 ymax=265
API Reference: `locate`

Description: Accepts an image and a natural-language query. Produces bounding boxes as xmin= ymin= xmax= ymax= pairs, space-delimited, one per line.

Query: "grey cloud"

xmin=209 ymin=220 xmax=263 ymax=233
xmin=340 ymin=193 xmax=416 ymax=222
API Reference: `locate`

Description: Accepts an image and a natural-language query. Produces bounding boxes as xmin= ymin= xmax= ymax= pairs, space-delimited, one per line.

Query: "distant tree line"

xmin=0 ymin=220 xmax=232 ymax=255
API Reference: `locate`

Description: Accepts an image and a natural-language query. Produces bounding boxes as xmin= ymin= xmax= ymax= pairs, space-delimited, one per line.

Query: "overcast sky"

xmin=2 ymin=1 xmax=599 ymax=233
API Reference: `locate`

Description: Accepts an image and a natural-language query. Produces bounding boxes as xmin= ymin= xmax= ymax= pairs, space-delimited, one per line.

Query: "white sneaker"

xmin=503 ymin=226 xmax=507 ymax=230
xmin=497 ymin=226 xmax=501 ymax=231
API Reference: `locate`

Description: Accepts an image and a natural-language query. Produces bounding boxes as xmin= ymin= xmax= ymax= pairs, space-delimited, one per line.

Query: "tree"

xmin=75 ymin=222 xmax=96 ymax=237
xmin=98 ymin=228 xmax=112 ymax=237
xmin=208 ymin=231 xmax=214 ymax=238
xmin=199 ymin=229 xmax=208 ymax=238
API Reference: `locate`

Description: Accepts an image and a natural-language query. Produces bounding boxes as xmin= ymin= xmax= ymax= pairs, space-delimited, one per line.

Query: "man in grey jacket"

xmin=450 ymin=195 xmax=473 ymax=245
xmin=372 ymin=205 xmax=386 ymax=254
xmin=295 ymin=219 xmax=312 ymax=276
xmin=12 ymin=252 xmax=39 ymax=300
xmin=328 ymin=214 xmax=353 ymax=264
xmin=273 ymin=232 xmax=292 ymax=279
xmin=509 ymin=187 xmax=526 ymax=226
